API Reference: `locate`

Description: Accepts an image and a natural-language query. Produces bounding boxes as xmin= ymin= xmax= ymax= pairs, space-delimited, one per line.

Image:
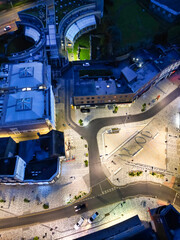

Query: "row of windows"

xmin=75 ymin=95 xmax=130 ymax=101
xmin=76 ymin=98 xmax=132 ymax=104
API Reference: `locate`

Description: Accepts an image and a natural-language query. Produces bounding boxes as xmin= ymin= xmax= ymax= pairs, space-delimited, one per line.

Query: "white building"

xmin=0 ymin=61 xmax=55 ymax=135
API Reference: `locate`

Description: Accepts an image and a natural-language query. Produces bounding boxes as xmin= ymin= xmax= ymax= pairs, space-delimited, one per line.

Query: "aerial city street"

xmin=0 ymin=0 xmax=179 ymax=239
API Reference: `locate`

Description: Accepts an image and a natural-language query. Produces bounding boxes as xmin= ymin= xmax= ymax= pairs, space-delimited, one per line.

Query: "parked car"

xmin=74 ymin=203 xmax=86 ymax=212
xmin=74 ymin=216 xmax=85 ymax=230
xmin=83 ymin=62 xmax=90 ymax=67
xmin=80 ymin=108 xmax=90 ymax=113
xmin=4 ymin=25 xmax=11 ymax=32
xmin=88 ymin=212 xmax=99 ymax=224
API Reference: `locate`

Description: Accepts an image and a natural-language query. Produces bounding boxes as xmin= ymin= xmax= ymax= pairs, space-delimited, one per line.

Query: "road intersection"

xmin=0 ymin=66 xmax=179 ymax=230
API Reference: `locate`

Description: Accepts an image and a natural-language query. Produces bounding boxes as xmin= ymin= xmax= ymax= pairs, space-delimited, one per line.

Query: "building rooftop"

xmin=9 ymin=62 xmax=43 ymax=88
xmin=0 ymin=157 xmax=16 ymax=176
xmin=121 ymin=66 xmax=137 ymax=82
xmin=0 ymin=137 xmax=17 ymax=158
xmin=128 ymin=62 xmax=159 ymax=92
xmin=153 ymin=48 xmax=180 ymax=70
xmin=4 ymin=90 xmax=45 ymax=123
xmin=18 ymin=130 xmax=65 ymax=163
xmin=151 ymin=0 xmax=180 ymax=13
xmin=151 ymin=205 xmax=180 ymax=240
xmin=24 ymin=157 xmax=58 ymax=181
xmin=66 ymin=15 xmax=96 ymax=42
xmin=74 ymin=77 xmax=133 ymax=97
xmin=75 ymin=47 xmax=180 ymax=99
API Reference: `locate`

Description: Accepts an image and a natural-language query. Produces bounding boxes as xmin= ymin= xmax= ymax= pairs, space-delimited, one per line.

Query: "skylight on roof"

xmin=19 ymin=67 xmax=34 ymax=78
xmin=16 ymin=98 xmax=32 ymax=111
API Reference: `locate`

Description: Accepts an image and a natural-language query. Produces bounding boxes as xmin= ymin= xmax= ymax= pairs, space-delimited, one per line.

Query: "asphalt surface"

xmin=0 ymin=65 xmax=179 ymax=230
xmin=0 ymin=5 xmax=179 ymax=229
xmin=0 ymin=182 xmax=177 ymax=229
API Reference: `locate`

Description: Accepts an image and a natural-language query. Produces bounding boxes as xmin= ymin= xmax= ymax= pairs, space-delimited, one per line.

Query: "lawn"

xmin=67 ymin=33 xmax=90 ymax=61
xmin=111 ymin=0 xmax=160 ymax=46
xmin=94 ymin=0 xmax=163 ymax=57
xmin=79 ymin=48 xmax=90 ymax=60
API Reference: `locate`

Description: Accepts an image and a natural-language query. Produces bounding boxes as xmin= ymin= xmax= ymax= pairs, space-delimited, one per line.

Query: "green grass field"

xmin=67 ymin=33 xmax=90 ymax=61
xmin=79 ymin=49 xmax=90 ymax=60
xmin=93 ymin=0 xmax=164 ymax=57
xmin=111 ymin=0 xmax=160 ymax=46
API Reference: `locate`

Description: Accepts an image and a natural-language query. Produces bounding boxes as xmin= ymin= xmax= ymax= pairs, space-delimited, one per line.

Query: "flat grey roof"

xmin=5 ymin=90 xmax=45 ymax=123
xmin=74 ymin=77 xmax=133 ymax=97
xmin=128 ymin=63 xmax=159 ymax=92
xmin=9 ymin=62 xmax=43 ymax=88
xmin=121 ymin=66 xmax=137 ymax=82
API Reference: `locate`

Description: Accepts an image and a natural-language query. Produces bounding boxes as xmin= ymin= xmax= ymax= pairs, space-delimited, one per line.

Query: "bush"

xmin=137 ymin=171 xmax=142 ymax=176
xmin=24 ymin=198 xmax=30 ymax=203
xmin=33 ymin=237 xmax=39 ymax=240
xmin=113 ymin=105 xmax=118 ymax=113
xmin=84 ymin=160 xmax=88 ymax=167
xmin=79 ymin=119 xmax=83 ymax=126
xmin=43 ymin=203 xmax=49 ymax=209
xmin=0 ymin=199 xmax=6 ymax=203
xmin=85 ymin=153 xmax=88 ymax=157
xmin=129 ymin=171 xmax=143 ymax=177
xmin=85 ymin=144 xmax=88 ymax=148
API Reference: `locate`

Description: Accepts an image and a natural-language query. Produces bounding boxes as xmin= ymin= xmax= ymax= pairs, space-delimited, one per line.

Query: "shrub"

xmin=24 ymin=198 xmax=30 ymax=203
xmin=137 ymin=171 xmax=142 ymax=176
xmin=43 ymin=203 xmax=49 ymax=209
xmin=84 ymin=160 xmax=88 ymax=167
xmin=33 ymin=237 xmax=39 ymax=240
xmin=85 ymin=144 xmax=88 ymax=148
xmin=0 ymin=199 xmax=6 ymax=203
xmin=85 ymin=153 xmax=88 ymax=157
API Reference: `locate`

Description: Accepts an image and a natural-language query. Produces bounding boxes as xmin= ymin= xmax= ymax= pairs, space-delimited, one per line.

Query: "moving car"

xmin=88 ymin=212 xmax=99 ymax=224
xmin=80 ymin=108 xmax=90 ymax=113
xmin=74 ymin=216 xmax=85 ymax=230
xmin=4 ymin=26 xmax=11 ymax=32
xmin=74 ymin=203 xmax=86 ymax=212
xmin=83 ymin=62 xmax=90 ymax=67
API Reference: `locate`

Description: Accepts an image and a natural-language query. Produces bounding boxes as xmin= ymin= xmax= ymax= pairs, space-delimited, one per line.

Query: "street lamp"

xmin=8 ymin=0 xmax=13 ymax=8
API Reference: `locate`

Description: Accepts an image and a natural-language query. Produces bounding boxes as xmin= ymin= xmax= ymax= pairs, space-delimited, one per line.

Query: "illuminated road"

xmin=0 ymin=182 xmax=178 ymax=229
xmin=0 ymin=0 xmax=50 ymax=36
xmin=0 ymin=65 xmax=179 ymax=230
xmin=0 ymin=4 xmax=179 ymax=230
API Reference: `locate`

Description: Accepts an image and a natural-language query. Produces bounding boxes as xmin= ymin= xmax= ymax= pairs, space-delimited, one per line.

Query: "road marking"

xmin=173 ymin=192 xmax=178 ymax=205
xmin=99 ymin=183 xmax=103 ymax=194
